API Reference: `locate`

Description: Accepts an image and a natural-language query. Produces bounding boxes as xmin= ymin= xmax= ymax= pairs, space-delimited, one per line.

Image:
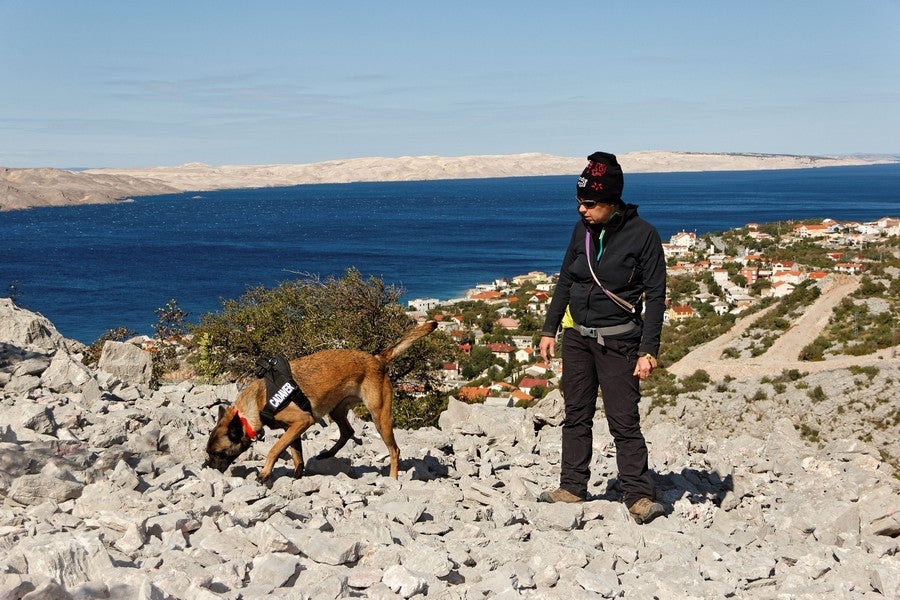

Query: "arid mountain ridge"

xmin=2 ymin=151 xmax=897 ymax=211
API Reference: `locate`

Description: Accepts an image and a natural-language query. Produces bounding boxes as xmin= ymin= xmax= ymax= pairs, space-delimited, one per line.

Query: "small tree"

xmin=152 ymin=299 xmax=189 ymax=385
xmin=153 ymin=299 xmax=189 ymax=341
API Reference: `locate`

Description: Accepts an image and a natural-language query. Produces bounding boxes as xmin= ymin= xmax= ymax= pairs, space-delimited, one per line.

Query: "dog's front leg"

xmin=258 ymin=415 xmax=314 ymax=483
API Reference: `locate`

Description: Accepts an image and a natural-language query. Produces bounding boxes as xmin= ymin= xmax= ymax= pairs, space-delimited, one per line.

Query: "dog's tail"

xmin=379 ymin=321 xmax=438 ymax=363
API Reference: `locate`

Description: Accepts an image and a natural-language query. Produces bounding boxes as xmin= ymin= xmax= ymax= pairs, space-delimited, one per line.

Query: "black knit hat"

xmin=576 ymin=151 xmax=624 ymax=204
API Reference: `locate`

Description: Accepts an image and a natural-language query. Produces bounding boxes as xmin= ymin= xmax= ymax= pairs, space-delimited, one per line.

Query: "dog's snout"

xmin=205 ymin=454 xmax=232 ymax=472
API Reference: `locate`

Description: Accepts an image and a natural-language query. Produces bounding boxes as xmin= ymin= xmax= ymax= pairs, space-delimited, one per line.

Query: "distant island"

xmin=2 ymin=151 xmax=897 ymax=211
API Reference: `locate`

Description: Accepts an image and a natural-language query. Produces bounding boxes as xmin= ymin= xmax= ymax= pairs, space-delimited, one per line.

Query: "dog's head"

xmin=205 ymin=405 xmax=254 ymax=472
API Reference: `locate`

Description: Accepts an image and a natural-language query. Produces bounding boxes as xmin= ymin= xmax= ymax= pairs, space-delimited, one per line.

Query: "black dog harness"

xmin=254 ymin=355 xmax=313 ymax=427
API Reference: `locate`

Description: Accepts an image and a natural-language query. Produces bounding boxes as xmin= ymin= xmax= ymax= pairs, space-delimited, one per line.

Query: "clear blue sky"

xmin=2 ymin=1 xmax=898 ymax=168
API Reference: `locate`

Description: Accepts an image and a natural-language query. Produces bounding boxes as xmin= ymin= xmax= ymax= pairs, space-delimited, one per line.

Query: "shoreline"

xmin=3 ymin=151 xmax=898 ymax=211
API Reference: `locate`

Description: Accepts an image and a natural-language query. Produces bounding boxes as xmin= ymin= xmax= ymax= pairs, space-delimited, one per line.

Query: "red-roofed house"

xmin=795 ymin=223 xmax=830 ymax=238
xmin=772 ymin=260 xmax=796 ymax=274
xmin=486 ymin=342 xmax=516 ymax=361
xmin=441 ymin=363 xmax=461 ymax=381
xmin=669 ymin=230 xmax=696 ymax=247
xmin=511 ymin=390 xmax=534 ymax=404
xmin=666 ymin=305 xmax=696 ymax=322
xmin=772 ymin=269 xmax=805 ymax=285
xmin=494 ymin=317 xmax=520 ymax=330
xmin=518 ymin=377 xmax=549 ymax=394
xmin=458 ymin=387 xmax=490 ymax=402
xmin=491 ymin=381 xmax=518 ymax=394
xmin=469 ymin=290 xmax=504 ymax=301
xmin=514 ymin=347 xmax=534 ymax=363
xmin=525 ymin=362 xmax=553 ymax=377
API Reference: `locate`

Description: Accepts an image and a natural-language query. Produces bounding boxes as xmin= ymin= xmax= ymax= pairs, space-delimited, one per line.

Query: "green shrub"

xmin=391 ymin=392 xmax=451 ymax=430
xmin=798 ymin=423 xmax=820 ymax=442
xmin=194 ymin=332 xmax=218 ymax=384
xmin=681 ymin=369 xmax=711 ymax=393
xmin=808 ymin=385 xmax=827 ymax=403
xmin=849 ymin=365 xmax=879 ymax=380
xmin=750 ymin=389 xmax=767 ymax=402
xmin=799 ymin=336 xmax=831 ymax=361
xmin=784 ymin=369 xmax=804 ymax=381
xmin=857 ymin=276 xmax=887 ymax=297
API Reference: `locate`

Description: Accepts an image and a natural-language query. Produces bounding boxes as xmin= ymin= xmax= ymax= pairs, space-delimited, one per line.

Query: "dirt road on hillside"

xmin=666 ymin=275 xmax=897 ymax=381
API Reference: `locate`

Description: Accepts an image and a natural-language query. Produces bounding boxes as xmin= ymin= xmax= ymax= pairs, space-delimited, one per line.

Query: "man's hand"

xmin=539 ymin=336 xmax=556 ymax=362
xmin=633 ymin=354 xmax=658 ymax=380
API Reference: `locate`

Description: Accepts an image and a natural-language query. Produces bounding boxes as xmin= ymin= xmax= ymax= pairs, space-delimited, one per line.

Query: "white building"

xmin=408 ymin=298 xmax=440 ymax=312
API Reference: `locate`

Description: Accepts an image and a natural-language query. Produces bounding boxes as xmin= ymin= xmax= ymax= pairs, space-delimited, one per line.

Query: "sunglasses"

xmin=576 ymin=198 xmax=603 ymax=208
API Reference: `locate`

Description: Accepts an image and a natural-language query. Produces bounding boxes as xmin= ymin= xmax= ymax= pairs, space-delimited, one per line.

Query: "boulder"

xmin=41 ymin=352 xmax=93 ymax=393
xmin=0 ymin=298 xmax=63 ymax=351
xmin=97 ymin=341 xmax=152 ymax=387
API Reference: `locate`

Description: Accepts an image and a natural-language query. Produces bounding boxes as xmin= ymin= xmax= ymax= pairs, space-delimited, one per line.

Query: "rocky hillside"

xmin=0 ymin=298 xmax=897 ymax=599
xmin=0 ymin=168 xmax=179 ymax=211
xmin=4 ymin=151 xmax=897 ymax=211
xmin=665 ymin=273 xmax=899 ymax=471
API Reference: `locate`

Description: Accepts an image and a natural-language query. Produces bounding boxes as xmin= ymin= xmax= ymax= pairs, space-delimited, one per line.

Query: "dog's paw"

xmin=257 ymin=470 xmax=271 ymax=484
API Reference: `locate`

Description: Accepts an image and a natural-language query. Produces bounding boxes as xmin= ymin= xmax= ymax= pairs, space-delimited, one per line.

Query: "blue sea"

xmin=2 ymin=164 xmax=898 ymax=344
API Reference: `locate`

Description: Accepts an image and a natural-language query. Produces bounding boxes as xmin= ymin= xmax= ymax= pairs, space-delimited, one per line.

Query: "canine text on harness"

xmin=205 ymin=320 xmax=438 ymax=482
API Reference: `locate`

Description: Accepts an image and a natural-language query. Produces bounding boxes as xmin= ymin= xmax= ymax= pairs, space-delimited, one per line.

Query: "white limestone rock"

xmin=381 ymin=564 xmax=427 ymax=598
xmin=248 ymin=552 xmax=302 ymax=590
xmin=97 ymin=340 xmax=152 ymax=388
xmin=7 ymin=473 xmax=83 ymax=505
xmin=0 ymin=298 xmax=63 ymax=351
xmin=41 ymin=352 xmax=93 ymax=393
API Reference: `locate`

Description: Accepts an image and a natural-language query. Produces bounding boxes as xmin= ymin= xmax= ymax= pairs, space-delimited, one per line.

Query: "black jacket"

xmin=541 ymin=204 xmax=666 ymax=357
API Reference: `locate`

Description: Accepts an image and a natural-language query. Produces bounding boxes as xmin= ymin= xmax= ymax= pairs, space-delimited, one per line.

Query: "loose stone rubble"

xmin=1 ymin=298 xmax=898 ymax=599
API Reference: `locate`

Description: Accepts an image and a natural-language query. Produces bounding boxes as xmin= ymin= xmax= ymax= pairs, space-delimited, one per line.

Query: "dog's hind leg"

xmin=289 ymin=438 xmax=305 ymax=478
xmin=316 ymin=406 xmax=361 ymax=459
xmin=371 ymin=380 xmax=400 ymax=479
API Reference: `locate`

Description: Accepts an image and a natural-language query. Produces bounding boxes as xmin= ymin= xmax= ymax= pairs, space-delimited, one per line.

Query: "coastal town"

xmin=405 ymin=216 xmax=900 ymax=406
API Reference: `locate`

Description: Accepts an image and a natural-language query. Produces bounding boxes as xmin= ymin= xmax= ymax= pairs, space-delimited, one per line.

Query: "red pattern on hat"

xmin=588 ymin=162 xmax=608 ymax=177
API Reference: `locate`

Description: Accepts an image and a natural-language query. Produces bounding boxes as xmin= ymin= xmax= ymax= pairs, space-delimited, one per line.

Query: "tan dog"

xmin=206 ymin=321 xmax=437 ymax=482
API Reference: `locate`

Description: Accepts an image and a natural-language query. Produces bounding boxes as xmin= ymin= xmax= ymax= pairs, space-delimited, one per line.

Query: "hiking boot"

xmin=628 ymin=497 xmax=664 ymax=524
xmin=538 ymin=487 xmax=585 ymax=503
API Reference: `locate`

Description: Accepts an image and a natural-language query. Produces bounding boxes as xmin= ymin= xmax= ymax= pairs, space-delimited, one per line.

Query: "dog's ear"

xmin=217 ymin=404 xmax=228 ymax=421
xmin=226 ymin=411 xmax=244 ymax=443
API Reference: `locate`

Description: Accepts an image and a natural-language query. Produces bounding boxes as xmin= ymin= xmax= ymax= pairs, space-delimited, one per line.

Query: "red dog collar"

xmin=232 ymin=408 xmax=258 ymax=440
